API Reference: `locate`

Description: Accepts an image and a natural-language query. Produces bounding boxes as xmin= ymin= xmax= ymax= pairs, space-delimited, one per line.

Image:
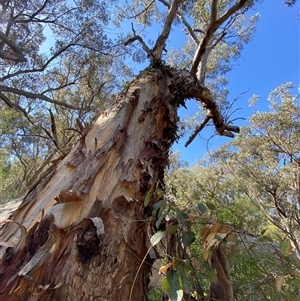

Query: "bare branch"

xmin=181 ymin=74 xmax=240 ymax=140
xmin=0 ymin=31 xmax=26 ymax=62
xmin=210 ymin=0 xmax=218 ymax=24
xmin=197 ymin=30 xmax=226 ymax=83
xmin=124 ymin=35 xmax=153 ymax=59
xmin=185 ymin=115 xmax=211 ymax=147
xmin=152 ymin=0 xmax=182 ymax=62
xmin=158 ymin=0 xmax=200 ymax=44
xmin=191 ymin=0 xmax=249 ymax=76
xmin=118 ymin=0 xmax=155 ymax=19
xmin=0 ymin=85 xmax=84 ymax=110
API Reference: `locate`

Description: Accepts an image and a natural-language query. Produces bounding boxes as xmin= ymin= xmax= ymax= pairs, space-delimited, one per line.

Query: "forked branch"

xmin=0 ymin=85 xmax=85 ymax=110
xmin=124 ymin=35 xmax=153 ymax=60
xmin=191 ymin=0 xmax=250 ymax=76
xmin=158 ymin=0 xmax=200 ymax=44
xmin=124 ymin=0 xmax=182 ymax=65
xmin=180 ymin=73 xmax=240 ymax=145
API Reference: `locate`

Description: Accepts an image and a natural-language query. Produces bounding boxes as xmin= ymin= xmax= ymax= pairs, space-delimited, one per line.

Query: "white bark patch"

xmin=46 ymin=201 xmax=84 ymax=229
xmin=89 ymin=217 xmax=105 ymax=236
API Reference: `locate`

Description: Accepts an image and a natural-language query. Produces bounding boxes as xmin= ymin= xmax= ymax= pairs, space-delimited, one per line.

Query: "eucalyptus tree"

xmin=209 ymin=83 xmax=300 ymax=298
xmin=213 ymin=83 xmax=300 ymax=259
xmin=0 ymin=1 xmax=294 ymax=301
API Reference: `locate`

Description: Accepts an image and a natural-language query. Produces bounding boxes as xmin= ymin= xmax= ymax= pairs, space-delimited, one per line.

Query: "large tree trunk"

xmin=0 ymin=68 xmax=183 ymax=301
xmin=0 ymin=66 xmax=237 ymax=300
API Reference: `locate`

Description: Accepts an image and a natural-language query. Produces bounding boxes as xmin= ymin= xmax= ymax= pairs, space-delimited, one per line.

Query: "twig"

xmin=119 ymin=0 xmax=155 ymax=19
xmin=124 ymin=32 xmax=153 ymax=60
xmin=185 ymin=115 xmax=211 ymax=147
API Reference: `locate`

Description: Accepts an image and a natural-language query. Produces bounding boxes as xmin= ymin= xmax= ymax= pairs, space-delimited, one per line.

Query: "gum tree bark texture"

xmin=0 ymin=68 xmax=182 ymax=301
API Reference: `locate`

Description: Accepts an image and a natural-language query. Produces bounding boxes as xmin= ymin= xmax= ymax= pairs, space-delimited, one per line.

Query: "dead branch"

xmin=180 ymin=72 xmax=240 ymax=141
xmin=198 ymin=88 xmax=240 ymax=137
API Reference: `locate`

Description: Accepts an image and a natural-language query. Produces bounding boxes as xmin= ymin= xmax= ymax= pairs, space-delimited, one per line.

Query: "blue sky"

xmin=172 ymin=1 xmax=299 ymax=163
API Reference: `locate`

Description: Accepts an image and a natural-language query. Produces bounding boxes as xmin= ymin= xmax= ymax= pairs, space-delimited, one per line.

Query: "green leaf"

xmin=280 ymin=240 xmax=291 ymax=256
xmin=178 ymin=265 xmax=190 ymax=293
xmin=156 ymin=214 xmax=165 ymax=228
xmin=197 ymin=202 xmax=207 ymax=214
xmin=206 ymin=202 xmax=216 ymax=210
xmin=206 ymin=270 xmax=218 ymax=282
xmin=215 ymin=234 xmax=224 ymax=241
xmin=152 ymin=199 xmax=166 ymax=217
xmin=162 ymin=277 xmax=170 ymax=294
xmin=144 ymin=189 xmax=152 ymax=207
xmin=150 ymin=231 xmax=165 ymax=246
xmin=167 ymin=224 xmax=178 ymax=234
xmin=167 ymin=270 xmax=182 ymax=301
xmin=260 ymin=229 xmax=267 ymax=236
xmin=182 ymin=231 xmax=195 ymax=247
xmin=176 ymin=210 xmax=191 ymax=227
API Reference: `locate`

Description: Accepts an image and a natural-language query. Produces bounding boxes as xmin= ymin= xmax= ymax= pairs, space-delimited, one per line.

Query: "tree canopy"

xmin=0 ymin=0 xmax=262 ymax=200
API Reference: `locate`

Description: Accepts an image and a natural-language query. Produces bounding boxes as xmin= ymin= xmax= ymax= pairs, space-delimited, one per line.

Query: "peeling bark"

xmin=0 ymin=68 xmax=178 ymax=301
xmin=0 ymin=67 xmax=237 ymax=300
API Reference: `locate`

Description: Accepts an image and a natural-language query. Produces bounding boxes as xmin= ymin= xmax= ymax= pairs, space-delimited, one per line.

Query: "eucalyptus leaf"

xmin=197 ymin=202 xmax=207 ymax=214
xmin=144 ymin=189 xmax=152 ymax=207
xmin=150 ymin=231 xmax=165 ymax=246
xmin=182 ymin=231 xmax=195 ymax=247
xmin=206 ymin=202 xmax=216 ymax=210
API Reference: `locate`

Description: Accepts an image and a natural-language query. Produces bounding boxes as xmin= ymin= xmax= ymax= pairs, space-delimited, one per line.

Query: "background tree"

xmin=212 ymin=83 xmax=300 ymax=260
xmin=0 ymin=0 xmax=124 ymax=200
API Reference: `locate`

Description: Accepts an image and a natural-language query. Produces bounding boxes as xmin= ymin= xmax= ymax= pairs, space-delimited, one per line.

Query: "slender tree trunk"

xmin=0 ymin=68 xmax=182 ymax=301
